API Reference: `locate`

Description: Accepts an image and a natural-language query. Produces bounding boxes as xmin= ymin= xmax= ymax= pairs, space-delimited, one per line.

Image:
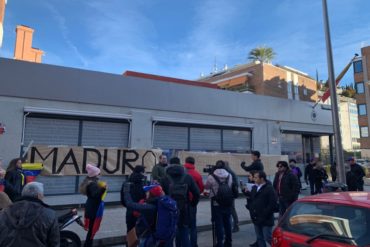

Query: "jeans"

xmin=175 ymin=225 xmax=190 ymax=247
xmin=189 ymin=206 xmax=198 ymax=247
xmin=253 ymin=224 xmax=272 ymax=247
xmin=278 ymin=198 xmax=293 ymax=218
xmin=212 ymin=205 xmax=232 ymax=247
xmin=231 ymin=199 xmax=239 ymax=228
xmin=309 ymin=180 xmax=315 ymax=195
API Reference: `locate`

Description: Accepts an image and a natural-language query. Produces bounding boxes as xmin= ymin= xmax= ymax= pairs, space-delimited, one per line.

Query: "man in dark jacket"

xmin=304 ymin=158 xmax=317 ymax=195
xmin=273 ymin=161 xmax=300 ymax=217
xmin=244 ymin=171 xmax=277 ymax=247
xmin=346 ymin=157 xmax=366 ymax=191
xmin=121 ymin=165 xmax=147 ymax=233
xmin=241 ymin=151 xmax=264 ymax=176
xmin=0 ymin=182 xmax=60 ymax=247
xmin=152 ymin=154 xmax=168 ymax=182
xmin=161 ymin=157 xmax=200 ymax=247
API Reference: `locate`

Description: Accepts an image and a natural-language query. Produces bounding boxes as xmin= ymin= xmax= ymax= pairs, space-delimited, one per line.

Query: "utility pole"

xmin=322 ymin=0 xmax=345 ymax=183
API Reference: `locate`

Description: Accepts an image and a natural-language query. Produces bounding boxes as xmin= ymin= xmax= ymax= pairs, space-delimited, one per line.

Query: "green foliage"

xmin=248 ymin=46 xmax=276 ymax=63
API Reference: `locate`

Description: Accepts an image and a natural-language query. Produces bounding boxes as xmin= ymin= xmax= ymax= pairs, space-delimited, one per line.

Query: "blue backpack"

xmin=154 ymin=196 xmax=179 ymax=242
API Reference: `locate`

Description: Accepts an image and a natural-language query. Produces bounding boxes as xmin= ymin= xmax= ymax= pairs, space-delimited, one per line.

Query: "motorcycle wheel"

xmin=60 ymin=230 xmax=81 ymax=247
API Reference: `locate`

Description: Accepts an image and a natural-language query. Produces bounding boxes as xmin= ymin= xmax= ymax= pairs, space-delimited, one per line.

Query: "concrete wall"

xmin=0 ymin=58 xmax=334 ymax=165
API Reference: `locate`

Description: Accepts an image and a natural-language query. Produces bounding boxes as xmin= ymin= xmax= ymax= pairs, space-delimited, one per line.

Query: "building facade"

xmin=353 ymin=46 xmax=370 ymax=157
xmin=199 ymin=62 xmax=318 ymax=102
xmin=0 ymin=58 xmax=333 ymax=195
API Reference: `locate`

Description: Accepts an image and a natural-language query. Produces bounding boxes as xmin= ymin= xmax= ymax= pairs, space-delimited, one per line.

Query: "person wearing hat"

xmin=346 ymin=157 xmax=365 ymax=191
xmin=79 ymin=164 xmax=107 ymax=247
xmin=121 ymin=165 xmax=147 ymax=234
xmin=123 ymin=183 xmax=175 ymax=247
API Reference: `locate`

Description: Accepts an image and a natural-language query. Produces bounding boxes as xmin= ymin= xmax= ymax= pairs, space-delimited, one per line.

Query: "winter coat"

xmin=248 ymin=182 xmax=277 ymax=227
xmin=304 ymin=163 xmax=316 ymax=182
xmin=0 ymin=196 xmax=60 ymax=247
xmin=184 ymin=163 xmax=204 ymax=197
xmin=151 ymin=163 xmax=167 ymax=182
xmin=80 ymin=177 xmax=106 ymax=221
xmin=161 ymin=164 xmax=200 ymax=226
xmin=241 ymin=159 xmax=264 ymax=173
xmin=273 ymin=170 xmax=300 ymax=204
xmin=347 ymin=163 xmax=366 ymax=191
xmin=4 ymin=169 xmax=25 ymax=201
xmin=204 ymin=168 xmax=232 ymax=198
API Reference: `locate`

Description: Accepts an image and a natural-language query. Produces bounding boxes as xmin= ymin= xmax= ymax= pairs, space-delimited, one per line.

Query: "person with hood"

xmin=79 ymin=164 xmax=107 ymax=247
xmin=346 ymin=157 xmax=366 ymax=191
xmin=240 ymin=151 xmax=264 ymax=179
xmin=243 ymin=171 xmax=277 ymax=247
xmin=161 ymin=157 xmax=200 ymax=247
xmin=183 ymin=156 xmax=204 ymax=247
xmin=121 ymin=165 xmax=147 ymax=233
xmin=273 ymin=161 xmax=300 ymax=217
xmin=4 ymin=158 xmax=25 ymax=201
xmin=0 ymin=182 xmax=59 ymax=247
xmin=152 ymin=154 xmax=168 ymax=183
xmin=204 ymin=160 xmax=233 ymax=247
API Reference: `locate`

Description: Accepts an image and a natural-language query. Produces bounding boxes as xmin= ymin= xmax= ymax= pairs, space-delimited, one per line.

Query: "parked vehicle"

xmin=58 ymin=208 xmax=84 ymax=247
xmin=272 ymin=192 xmax=370 ymax=247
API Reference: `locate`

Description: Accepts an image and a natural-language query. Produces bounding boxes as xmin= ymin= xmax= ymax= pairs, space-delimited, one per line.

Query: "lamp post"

xmin=322 ymin=0 xmax=346 ymax=183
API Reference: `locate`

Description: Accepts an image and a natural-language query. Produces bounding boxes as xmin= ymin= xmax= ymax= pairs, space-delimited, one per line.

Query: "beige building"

xmin=0 ymin=0 xmax=7 ymax=47
xmin=199 ymin=61 xmax=318 ymax=102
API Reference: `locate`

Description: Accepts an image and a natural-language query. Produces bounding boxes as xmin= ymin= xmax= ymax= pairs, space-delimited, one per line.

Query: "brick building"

xmin=353 ymin=46 xmax=370 ymax=157
xmin=199 ymin=62 xmax=318 ymax=102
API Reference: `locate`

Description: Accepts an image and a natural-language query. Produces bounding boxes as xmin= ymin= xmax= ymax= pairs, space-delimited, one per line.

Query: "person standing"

xmin=304 ymin=158 xmax=316 ymax=195
xmin=152 ymin=155 xmax=168 ymax=183
xmin=183 ymin=156 xmax=204 ymax=247
xmin=224 ymin=161 xmax=240 ymax=233
xmin=312 ymin=162 xmax=328 ymax=194
xmin=121 ymin=165 xmax=147 ymax=234
xmin=330 ymin=162 xmax=337 ymax=182
xmin=289 ymin=159 xmax=302 ymax=190
xmin=346 ymin=157 xmax=366 ymax=191
xmin=0 ymin=182 xmax=60 ymax=247
xmin=241 ymin=151 xmax=264 ymax=177
xmin=273 ymin=161 xmax=300 ymax=217
xmin=244 ymin=171 xmax=277 ymax=247
xmin=80 ymin=164 xmax=107 ymax=247
xmin=204 ymin=160 xmax=233 ymax=247
xmin=4 ymin=158 xmax=25 ymax=201
xmin=161 ymin=157 xmax=200 ymax=247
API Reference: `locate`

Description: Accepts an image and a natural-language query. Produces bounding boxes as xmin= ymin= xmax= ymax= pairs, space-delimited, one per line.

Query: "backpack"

xmin=154 ymin=196 xmax=179 ymax=242
xmin=168 ymin=175 xmax=188 ymax=211
xmin=211 ymin=174 xmax=233 ymax=207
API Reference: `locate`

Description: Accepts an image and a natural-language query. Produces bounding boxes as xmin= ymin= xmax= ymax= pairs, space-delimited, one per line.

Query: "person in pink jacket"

xmin=184 ymin=156 xmax=204 ymax=247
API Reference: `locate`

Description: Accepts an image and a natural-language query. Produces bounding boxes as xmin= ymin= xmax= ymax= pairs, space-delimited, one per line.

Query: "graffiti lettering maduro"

xmin=27 ymin=145 xmax=162 ymax=176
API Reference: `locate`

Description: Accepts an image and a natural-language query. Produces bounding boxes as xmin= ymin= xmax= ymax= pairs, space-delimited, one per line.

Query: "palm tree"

xmin=248 ymin=46 xmax=276 ymax=63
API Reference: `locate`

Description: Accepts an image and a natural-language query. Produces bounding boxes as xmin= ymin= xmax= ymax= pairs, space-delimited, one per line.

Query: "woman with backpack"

xmin=79 ymin=164 xmax=107 ymax=247
xmin=123 ymin=183 xmax=177 ymax=247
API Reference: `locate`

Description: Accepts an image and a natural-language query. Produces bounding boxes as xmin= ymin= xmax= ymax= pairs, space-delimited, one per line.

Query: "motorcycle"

xmin=58 ymin=208 xmax=84 ymax=247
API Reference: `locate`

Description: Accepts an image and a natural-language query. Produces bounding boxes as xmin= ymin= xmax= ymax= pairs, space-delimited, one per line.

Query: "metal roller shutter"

xmin=153 ymin=125 xmax=188 ymax=150
xmin=190 ymin=127 xmax=221 ymax=151
xmin=223 ymin=129 xmax=251 ymax=153
xmin=81 ymin=121 xmax=129 ymax=147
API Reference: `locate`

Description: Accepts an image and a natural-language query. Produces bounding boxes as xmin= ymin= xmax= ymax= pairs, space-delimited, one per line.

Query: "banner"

xmin=26 ymin=145 xmax=162 ymax=176
xmin=178 ymin=151 xmax=288 ymax=176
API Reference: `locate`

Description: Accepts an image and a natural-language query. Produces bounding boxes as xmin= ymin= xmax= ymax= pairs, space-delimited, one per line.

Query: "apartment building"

xmin=199 ymin=61 xmax=318 ymax=102
xmin=353 ymin=46 xmax=370 ymax=157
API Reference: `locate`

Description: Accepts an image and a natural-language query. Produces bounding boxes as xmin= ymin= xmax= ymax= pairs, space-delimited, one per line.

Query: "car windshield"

xmin=280 ymin=202 xmax=370 ymax=246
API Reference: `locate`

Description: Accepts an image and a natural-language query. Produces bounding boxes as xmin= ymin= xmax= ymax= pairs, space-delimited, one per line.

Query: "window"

xmin=303 ymin=87 xmax=308 ymax=96
xmin=358 ymin=104 xmax=367 ymax=116
xmin=353 ymin=60 xmax=363 ymax=73
xmin=356 ymin=82 xmax=365 ymax=94
xmin=294 ymin=85 xmax=300 ymax=100
xmin=287 ymin=81 xmax=293 ymax=99
xmin=361 ymin=127 xmax=369 ymax=137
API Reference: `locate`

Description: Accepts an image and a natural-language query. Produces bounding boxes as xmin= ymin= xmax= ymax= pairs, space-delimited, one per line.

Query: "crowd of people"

xmin=0 ymin=152 xmax=367 ymax=247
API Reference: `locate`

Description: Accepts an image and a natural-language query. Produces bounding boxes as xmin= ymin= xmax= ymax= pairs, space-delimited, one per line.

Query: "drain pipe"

xmin=20 ymin=112 xmax=30 ymax=158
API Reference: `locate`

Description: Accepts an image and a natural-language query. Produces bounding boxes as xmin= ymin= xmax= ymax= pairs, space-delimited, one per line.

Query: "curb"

xmin=87 ymin=219 xmax=254 ymax=247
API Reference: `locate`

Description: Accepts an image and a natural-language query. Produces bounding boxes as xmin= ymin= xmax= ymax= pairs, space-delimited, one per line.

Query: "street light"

xmin=322 ymin=0 xmax=346 ymax=183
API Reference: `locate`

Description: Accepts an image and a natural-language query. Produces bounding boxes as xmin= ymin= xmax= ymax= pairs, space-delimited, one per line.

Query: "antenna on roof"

xmin=213 ymin=57 xmax=218 ymax=73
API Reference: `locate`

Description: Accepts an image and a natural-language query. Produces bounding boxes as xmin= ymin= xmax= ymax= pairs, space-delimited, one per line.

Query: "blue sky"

xmin=1 ymin=0 xmax=370 ymax=85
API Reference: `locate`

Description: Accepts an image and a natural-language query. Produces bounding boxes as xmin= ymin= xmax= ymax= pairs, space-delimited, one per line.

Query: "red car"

xmin=272 ymin=192 xmax=370 ymax=247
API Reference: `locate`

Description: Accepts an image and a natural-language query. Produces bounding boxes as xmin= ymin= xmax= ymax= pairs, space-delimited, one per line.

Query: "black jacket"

xmin=4 ymin=169 xmax=24 ymax=201
xmin=80 ymin=177 xmax=106 ymax=219
xmin=0 ymin=196 xmax=60 ymax=247
xmin=346 ymin=163 xmax=365 ymax=190
xmin=247 ymin=182 xmax=277 ymax=227
xmin=273 ymin=170 xmax=300 ymax=203
xmin=241 ymin=159 xmax=264 ymax=173
xmin=304 ymin=163 xmax=316 ymax=182
xmin=161 ymin=165 xmax=200 ymax=226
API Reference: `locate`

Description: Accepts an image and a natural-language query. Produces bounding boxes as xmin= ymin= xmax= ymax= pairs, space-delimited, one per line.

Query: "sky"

xmin=1 ymin=0 xmax=370 ymax=85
